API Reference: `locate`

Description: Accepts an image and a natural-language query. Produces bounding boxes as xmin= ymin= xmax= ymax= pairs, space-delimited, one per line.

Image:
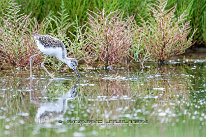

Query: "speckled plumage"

xmin=35 ymin=34 xmax=65 ymax=48
xmin=30 ymin=34 xmax=80 ymax=78
xmin=33 ymin=34 xmax=67 ymax=60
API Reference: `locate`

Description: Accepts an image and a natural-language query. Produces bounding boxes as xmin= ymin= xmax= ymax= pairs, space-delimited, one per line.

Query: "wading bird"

xmin=30 ymin=34 xmax=80 ymax=78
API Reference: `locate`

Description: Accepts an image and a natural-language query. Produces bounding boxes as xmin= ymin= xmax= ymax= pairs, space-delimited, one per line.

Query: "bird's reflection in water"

xmin=30 ymin=79 xmax=79 ymax=123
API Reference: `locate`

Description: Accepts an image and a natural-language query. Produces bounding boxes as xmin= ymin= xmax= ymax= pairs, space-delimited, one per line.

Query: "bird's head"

xmin=65 ymin=58 xmax=80 ymax=77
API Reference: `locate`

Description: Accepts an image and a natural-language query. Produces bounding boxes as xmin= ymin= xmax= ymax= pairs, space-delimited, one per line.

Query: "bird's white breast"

xmin=36 ymin=40 xmax=63 ymax=60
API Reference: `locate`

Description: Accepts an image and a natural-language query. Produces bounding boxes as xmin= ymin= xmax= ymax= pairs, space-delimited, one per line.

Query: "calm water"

xmin=0 ymin=51 xmax=206 ymax=137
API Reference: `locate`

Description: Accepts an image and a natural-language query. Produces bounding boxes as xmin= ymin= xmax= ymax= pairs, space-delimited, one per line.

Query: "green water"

xmin=0 ymin=54 xmax=206 ymax=137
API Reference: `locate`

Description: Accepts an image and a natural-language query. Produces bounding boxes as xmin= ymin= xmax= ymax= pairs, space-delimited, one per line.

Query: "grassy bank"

xmin=0 ymin=0 xmax=204 ymax=44
xmin=0 ymin=0 xmax=205 ymax=69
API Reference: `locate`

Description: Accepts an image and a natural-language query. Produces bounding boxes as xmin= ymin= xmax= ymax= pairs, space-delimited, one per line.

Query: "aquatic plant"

xmin=0 ymin=0 xmax=41 ymax=67
xmin=139 ymin=0 xmax=196 ymax=64
xmin=131 ymin=21 xmax=150 ymax=68
xmin=67 ymin=16 xmax=88 ymax=59
xmin=85 ymin=8 xmax=134 ymax=67
xmin=2 ymin=0 xmax=205 ymax=44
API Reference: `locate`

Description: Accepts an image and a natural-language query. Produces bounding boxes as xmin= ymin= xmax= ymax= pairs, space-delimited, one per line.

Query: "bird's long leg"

xmin=41 ymin=55 xmax=55 ymax=79
xmin=30 ymin=53 xmax=41 ymax=78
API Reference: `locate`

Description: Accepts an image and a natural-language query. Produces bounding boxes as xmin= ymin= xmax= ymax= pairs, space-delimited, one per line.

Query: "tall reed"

xmin=9 ymin=0 xmax=206 ymax=44
xmin=167 ymin=0 xmax=206 ymax=45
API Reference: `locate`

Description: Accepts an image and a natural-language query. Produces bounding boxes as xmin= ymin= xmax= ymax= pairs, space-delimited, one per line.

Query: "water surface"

xmin=0 ymin=51 xmax=206 ymax=137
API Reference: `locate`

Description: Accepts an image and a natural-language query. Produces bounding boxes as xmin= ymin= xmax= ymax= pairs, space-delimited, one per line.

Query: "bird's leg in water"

xmin=41 ymin=55 xmax=55 ymax=79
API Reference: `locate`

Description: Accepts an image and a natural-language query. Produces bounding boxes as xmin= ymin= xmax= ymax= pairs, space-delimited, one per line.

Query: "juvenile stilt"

xmin=31 ymin=34 xmax=80 ymax=78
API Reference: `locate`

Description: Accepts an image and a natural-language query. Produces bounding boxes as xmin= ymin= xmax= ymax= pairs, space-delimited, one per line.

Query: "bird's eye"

xmin=71 ymin=62 xmax=75 ymax=68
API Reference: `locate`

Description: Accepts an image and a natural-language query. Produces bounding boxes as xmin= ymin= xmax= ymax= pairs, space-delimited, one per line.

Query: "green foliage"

xmin=131 ymin=20 xmax=150 ymax=68
xmin=67 ymin=16 xmax=88 ymax=59
xmin=167 ymin=0 xmax=206 ymax=45
xmin=2 ymin=0 xmax=205 ymax=44
xmin=63 ymin=0 xmax=91 ymax=24
xmin=13 ymin=0 xmax=154 ymax=24
xmin=0 ymin=0 xmax=41 ymax=67
xmin=139 ymin=0 xmax=196 ymax=63
xmin=15 ymin=0 xmax=61 ymax=21
xmin=0 ymin=0 xmax=205 ymax=69
xmin=0 ymin=0 xmax=8 ymax=15
xmin=41 ymin=0 xmax=73 ymax=70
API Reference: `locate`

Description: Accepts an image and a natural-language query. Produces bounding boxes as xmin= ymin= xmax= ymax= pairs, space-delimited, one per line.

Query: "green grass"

xmin=5 ymin=0 xmax=204 ymax=44
xmin=167 ymin=0 xmax=206 ymax=45
xmin=1 ymin=0 xmax=205 ymax=45
xmin=0 ymin=63 xmax=206 ymax=137
xmin=0 ymin=0 xmax=205 ymax=68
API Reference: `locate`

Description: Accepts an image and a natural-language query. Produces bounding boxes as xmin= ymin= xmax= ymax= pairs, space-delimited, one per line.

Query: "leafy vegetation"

xmin=167 ymin=0 xmax=206 ymax=45
xmin=0 ymin=0 xmax=41 ymax=67
xmin=85 ymin=8 xmax=134 ymax=66
xmin=131 ymin=20 xmax=150 ymax=68
xmin=0 ymin=0 xmax=201 ymax=69
xmin=138 ymin=0 xmax=196 ymax=63
xmin=1 ymin=0 xmax=203 ymax=45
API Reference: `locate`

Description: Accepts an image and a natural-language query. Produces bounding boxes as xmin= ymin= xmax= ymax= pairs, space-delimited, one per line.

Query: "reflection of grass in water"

xmin=44 ymin=83 xmax=70 ymax=99
xmin=131 ymin=65 xmax=192 ymax=122
xmin=132 ymin=65 xmax=191 ymax=96
xmin=66 ymin=78 xmax=137 ymax=121
xmin=182 ymin=63 xmax=206 ymax=122
xmin=0 ymin=76 xmax=37 ymax=135
xmin=0 ymin=119 xmax=204 ymax=137
xmin=0 ymin=63 xmax=206 ymax=136
xmin=68 ymin=64 xmax=196 ymax=124
xmin=0 ymin=75 xmax=35 ymax=115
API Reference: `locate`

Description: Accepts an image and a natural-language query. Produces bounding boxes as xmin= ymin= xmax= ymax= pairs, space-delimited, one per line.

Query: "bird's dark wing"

xmin=38 ymin=35 xmax=65 ymax=48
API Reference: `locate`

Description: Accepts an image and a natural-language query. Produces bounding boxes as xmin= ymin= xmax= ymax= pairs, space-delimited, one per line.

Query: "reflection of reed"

xmin=0 ymin=64 xmax=198 ymax=128
xmin=130 ymin=65 xmax=190 ymax=98
xmin=150 ymin=66 xmax=189 ymax=97
xmin=77 ymin=65 xmax=191 ymax=123
xmin=0 ymin=74 xmax=39 ymax=115
xmin=99 ymin=80 xmax=132 ymax=96
xmin=78 ymin=79 xmax=136 ymax=120
xmin=138 ymin=66 xmax=191 ymax=124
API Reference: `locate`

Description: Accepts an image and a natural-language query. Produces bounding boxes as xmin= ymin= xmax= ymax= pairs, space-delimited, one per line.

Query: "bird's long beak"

xmin=74 ymin=69 xmax=80 ymax=78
